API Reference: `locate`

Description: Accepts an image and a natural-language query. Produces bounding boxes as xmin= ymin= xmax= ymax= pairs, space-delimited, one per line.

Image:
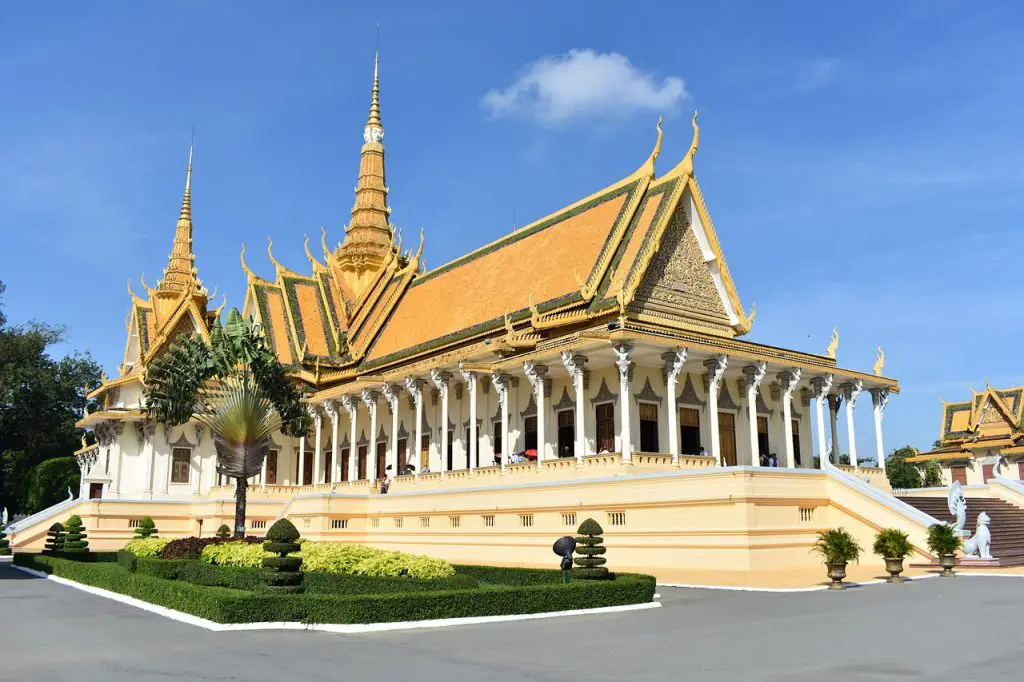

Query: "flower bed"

xmin=14 ymin=554 xmax=656 ymax=625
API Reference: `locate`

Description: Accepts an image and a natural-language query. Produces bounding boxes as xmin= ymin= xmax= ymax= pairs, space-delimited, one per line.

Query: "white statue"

xmin=66 ymin=487 xmax=74 ymax=501
xmin=1 ymin=507 xmax=7 ymax=526
xmin=962 ymin=512 xmax=993 ymax=560
xmin=947 ymin=480 xmax=967 ymax=534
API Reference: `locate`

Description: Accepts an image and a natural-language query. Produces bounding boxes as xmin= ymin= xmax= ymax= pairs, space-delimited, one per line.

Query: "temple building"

xmin=11 ymin=52 xmax=940 ymax=578
xmin=907 ymin=386 xmax=1024 ymax=486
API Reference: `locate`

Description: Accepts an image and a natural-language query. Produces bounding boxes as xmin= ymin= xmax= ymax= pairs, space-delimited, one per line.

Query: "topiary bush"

xmin=574 ymin=518 xmax=610 ymax=580
xmin=134 ymin=517 xmax=158 ymax=539
xmin=0 ymin=523 xmax=11 ymax=556
xmin=123 ymin=537 xmax=171 ymax=558
xmin=62 ymin=515 xmax=90 ymax=554
xmin=216 ymin=524 xmax=231 ymax=539
xmin=44 ymin=522 xmax=66 ymax=554
xmin=263 ymin=519 xmax=303 ymax=594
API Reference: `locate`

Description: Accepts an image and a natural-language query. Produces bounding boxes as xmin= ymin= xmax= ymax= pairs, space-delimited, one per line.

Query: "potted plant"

xmin=812 ymin=528 xmax=862 ymax=589
xmin=927 ymin=523 xmax=962 ymax=577
xmin=873 ymin=528 xmax=914 ymax=583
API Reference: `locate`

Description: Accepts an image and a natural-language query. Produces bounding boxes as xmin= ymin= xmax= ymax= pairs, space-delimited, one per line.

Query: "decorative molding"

xmin=357 ymin=430 xmax=368 ymax=446
xmin=561 ymin=352 xmax=587 ymax=390
xmin=717 ymin=382 xmax=739 ymax=410
xmin=94 ymin=420 xmax=124 ymax=447
xmin=323 ymin=400 xmax=339 ymax=424
xmin=480 ymin=375 xmax=491 ymax=395
xmin=662 ymin=349 xmax=687 ymax=386
xmin=398 ymin=421 xmax=409 ymax=438
xmin=520 ymin=394 xmax=537 ymax=419
xmin=704 ymin=355 xmax=728 ymax=393
xmin=381 ymin=383 xmax=400 ymax=415
xmin=633 ymin=377 xmax=664 ymax=406
xmin=340 ymin=434 xmax=350 ymax=448
xmin=871 ymin=387 xmax=890 ymax=411
xmin=339 ymin=394 xmax=357 ymax=417
xmin=590 ymin=378 xmax=618 ymax=406
xmin=167 ymin=432 xmax=195 ymax=449
xmin=553 ymin=387 xmax=575 ymax=411
xmin=523 ymin=362 xmax=548 ymax=396
xmin=377 ymin=425 xmax=388 ymax=443
xmin=462 ymin=417 xmax=483 ymax=429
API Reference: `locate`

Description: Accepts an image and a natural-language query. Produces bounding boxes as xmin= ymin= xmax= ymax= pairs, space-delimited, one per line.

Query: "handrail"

xmin=6 ymin=497 xmax=81 ymax=534
xmin=826 ymin=465 xmax=942 ymax=530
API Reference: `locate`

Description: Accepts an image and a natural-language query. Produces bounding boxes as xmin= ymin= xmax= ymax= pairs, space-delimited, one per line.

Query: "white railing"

xmin=827 ymin=466 xmax=942 ymax=530
xmin=6 ymin=496 xmax=81 ymax=534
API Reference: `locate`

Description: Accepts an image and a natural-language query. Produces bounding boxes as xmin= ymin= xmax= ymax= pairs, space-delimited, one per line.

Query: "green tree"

xmin=0 ymin=523 xmax=10 ymax=556
xmin=25 ymin=457 xmax=80 ymax=512
xmin=144 ymin=309 xmax=310 ymax=538
xmin=62 ymin=514 xmax=89 ymax=553
xmin=0 ymin=280 xmax=101 ymax=513
xmin=885 ymin=446 xmax=923 ymax=489
xmin=134 ymin=516 xmax=158 ymax=539
xmin=574 ymin=517 xmax=610 ymax=580
xmin=922 ymin=459 xmax=943 ymax=487
xmin=216 ymin=524 xmax=231 ymax=539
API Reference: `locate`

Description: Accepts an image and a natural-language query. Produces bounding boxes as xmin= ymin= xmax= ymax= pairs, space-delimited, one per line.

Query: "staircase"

xmin=898 ymin=495 xmax=1024 ymax=566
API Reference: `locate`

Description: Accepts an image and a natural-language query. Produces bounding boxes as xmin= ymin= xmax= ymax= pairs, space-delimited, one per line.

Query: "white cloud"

xmin=792 ymin=58 xmax=840 ymax=92
xmin=482 ymin=49 xmax=688 ymax=126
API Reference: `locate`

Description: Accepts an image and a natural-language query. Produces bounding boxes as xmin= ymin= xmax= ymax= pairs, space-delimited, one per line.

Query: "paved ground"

xmin=0 ymin=566 xmax=1019 ymax=681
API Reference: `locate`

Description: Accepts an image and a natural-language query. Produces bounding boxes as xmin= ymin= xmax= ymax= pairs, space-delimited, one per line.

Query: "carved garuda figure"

xmin=947 ymin=481 xmax=967 ymax=534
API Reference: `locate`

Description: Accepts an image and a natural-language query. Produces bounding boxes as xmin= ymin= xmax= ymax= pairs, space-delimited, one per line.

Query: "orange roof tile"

xmin=254 ymin=283 xmax=296 ymax=365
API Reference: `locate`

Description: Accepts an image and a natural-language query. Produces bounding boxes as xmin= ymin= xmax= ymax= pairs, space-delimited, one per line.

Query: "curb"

xmin=10 ymin=565 xmax=661 ymax=633
xmin=658 ymin=571 xmax=1024 ymax=593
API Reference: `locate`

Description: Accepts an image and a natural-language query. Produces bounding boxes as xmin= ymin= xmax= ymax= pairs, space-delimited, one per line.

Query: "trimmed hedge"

xmin=135 ymin=557 xmax=479 ymax=595
xmin=16 ymin=555 xmax=655 ymax=625
xmin=453 ymin=565 xmax=564 ymax=586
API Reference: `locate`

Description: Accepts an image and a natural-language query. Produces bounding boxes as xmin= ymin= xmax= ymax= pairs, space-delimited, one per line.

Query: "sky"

xmin=2 ymin=1 xmax=1022 ymax=456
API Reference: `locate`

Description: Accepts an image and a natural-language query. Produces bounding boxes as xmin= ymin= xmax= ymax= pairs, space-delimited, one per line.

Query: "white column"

xmin=663 ymin=350 xmax=687 ymax=462
xmin=811 ymin=375 xmax=833 ymax=469
xmin=297 ymin=435 xmax=306 ymax=485
xmin=524 ymin=361 xmax=549 ymax=469
xmin=562 ymin=352 xmax=589 ymax=462
xmin=382 ymin=383 xmax=400 ymax=476
xmin=704 ymin=355 xmax=728 ymax=466
xmin=743 ymin=362 xmax=767 ymax=466
xmin=871 ymin=388 xmax=889 ymax=472
xmin=492 ymin=372 xmax=510 ymax=470
xmin=312 ymin=408 xmax=323 ymax=484
xmin=612 ymin=344 xmax=634 ymax=462
xmin=405 ymin=377 xmax=425 ymax=476
xmin=778 ymin=369 xmax=801 ymax=468
xmin=324 ymin=400 xmax=340 ymax=482
xmin=260 ymin=452 xmax=268 ymax=488
xmin=361 ymin=389 xmax=379 ymax=481
xmin=340 ymin=394 xmax=358 ymax=482
xmin=458 ymin=362 xmax=478 ymax=472
xmin=841 ymin=380 xmax=863 ymax=470
xmin=828 ymin=394 xmax=843 ymax=464
xmin=430 ymin=369 xmax=451 ymax=473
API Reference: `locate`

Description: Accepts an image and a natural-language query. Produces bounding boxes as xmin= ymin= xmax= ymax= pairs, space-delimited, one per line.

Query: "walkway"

xmin=0 ymin=566 xmax=1017 ymax=681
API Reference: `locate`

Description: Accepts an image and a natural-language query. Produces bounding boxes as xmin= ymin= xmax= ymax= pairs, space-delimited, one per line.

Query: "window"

xmin=376 ymin=442 xmax=386 ymax=480
xmin=482 ymin=514 xmax=495 ymax=527
xmin=446 ymin=430 xmax=454 ymax=470
xmin=756 ymin=416 xmax=770 ymax=462
xmin=397 ymin=438 xmax=407 ymax=473
xmin=251 ymin=520 xmax=267 ymax=530
xmin=982 ymin=463 xmax=994 ymax=482
xmin=524 ymin=416 xmax=537 ymax=451
xmin=951 ymin=466 xmax=967 ymax=485
xmin=719 ymin=412 xmax=737 ymax=466
xmin=520 ymin=514 xmax=534 ymax=527
xmin=340 ymin=447 xmax=350 ymax=482
xmin=266 ymin=449 xmax=279 ymax=485
xmin=331 ymin=518 xmax=348 ymax=530
xmin=324 ymin=448 xmax=333 ymax=484
xmin=595 ymin=403 xmax=615 ymax=452
xmin=791 ymin=419 xmax=801 ymax=465
xmin=88 ymin=483 xmax=103 ymax=499
xmin=128 ymin=518 xmax=142 ymax=528
xmin=799 ymin=508 xmax=814 ymax=523
xmin=465 ymin=428 xmax=473 ymax=468
xmin=557 ymin=410 xmax=574 ymax=458
xmin=358 ymin=445 xmax=368 ymax=480
xmin=370 ymin=517 xmax=380 ymax=528
xmin=449 ymin=516 xmax=461 ymax=528
xmin=394 ymin=517 xmax=404 ymax=529
xmin=420 ymin=516 xmax=430 ymax=528
xmin=607 ymin=511 xmax=626 ymax=526
xmin=561 ymin=512 xmax=577 ymax=527
xmin=679 ymin=408 xmax=701 ymax=454
xmin=493 ymin=421 xmax=503 ymax=459
xmin=302 ymin=448 xmax=314 ymax=485
xmin=639 ymin=403 xmax=659 ymax=453
xmin=171 ymin=447 xmax=191 ymax=484
xmin=420 ymin=434 xmax=430 ymax=469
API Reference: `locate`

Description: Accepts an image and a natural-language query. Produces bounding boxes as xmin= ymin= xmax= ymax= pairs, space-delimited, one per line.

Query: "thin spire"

xmin=367 ymin=45 xmax=383 ymax=133
xmin=157 ymin=141 xmax=203 ymax=294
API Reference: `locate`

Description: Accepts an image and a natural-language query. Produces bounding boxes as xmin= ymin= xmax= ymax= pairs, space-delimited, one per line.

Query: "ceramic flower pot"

xmin=826 ymin=562 xmax=848 ymax=589
xmin=883 ymin=557 xmax=905 ymax=583
xmin=938 ymin=553 xmax=957 ymax=577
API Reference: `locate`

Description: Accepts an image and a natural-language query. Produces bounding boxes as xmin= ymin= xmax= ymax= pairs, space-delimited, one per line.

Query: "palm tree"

xmin=144 ymin=309 xmax=310 ymax=537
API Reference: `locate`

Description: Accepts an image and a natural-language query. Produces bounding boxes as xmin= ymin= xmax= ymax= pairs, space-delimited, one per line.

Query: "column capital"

xmin=870 ymin=386 xmax=890 ymax=409
xmin=323 ymin=400 xmax=339 ymax=422
xmin=561 ymin=350 xmax=588 ymax=378
xmin=339 ymin=393 xmax=358 ymax=416
xmin=742 ymin=361 xmax=767 ymax=390
xmin=777 ymin=368 xmax=802 ymax=398
xmin=662 ymin=348 xmax=688 ymax=384
xmin=827 ymin=393 xmax=844 ymax=411
xmin=704 ymin=355 xmax=729 ymax=391
xmin=381 ymin=383 xmax=401 ymax=407
xmin=430 ymin=368 xmax=452 ymax=391
xmin=404 ymin=376 xmax=425 ymax=398
xmin=523 ymin=362 xmax=548 ymax=391
xmin=839 ymin=379 xmax=863 ymax=402
xmin=612 ymin=343 xmax=633 ymax=376
xmin=360 ymin=389 xmax=380 ymax=410
xmin=458 ymin=361 xmax=478 ymax=389
xmin=811 ymin=374 xmax=834 ymax=400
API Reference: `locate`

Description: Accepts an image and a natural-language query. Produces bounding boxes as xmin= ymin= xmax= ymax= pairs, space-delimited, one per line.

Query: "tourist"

xmin=699 ymin=446 xmax=707 ymax=457
xmin=379 ymin=466 xmax=392 ymax=494
xmin=769 ymin=453 xmax=779 ymax=467
xmin=420 ymin=464 xmax=430 ymax=474
xmin=759 ymin=452 xmax=768 ymax=467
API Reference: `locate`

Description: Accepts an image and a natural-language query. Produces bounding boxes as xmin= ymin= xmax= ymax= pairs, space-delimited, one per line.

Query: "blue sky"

xmin=2 ymin=1 xmax=1022 ymax=454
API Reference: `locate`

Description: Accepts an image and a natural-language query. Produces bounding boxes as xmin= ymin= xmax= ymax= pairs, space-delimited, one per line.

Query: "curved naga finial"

xmin=737 ymin=302 xmax=756 ymax=335
xmin=826 ymin=327 xmax=840 ymax=360
xmin=240 ymin=242 xmax=256 ymax=279
xmin=212 ymin=293 xmax=228 ymax=317
xmin=948 ymin=480 xmax=967 ymax=533
xmin=303 ymin=234 xmax=318 ymax=269
xmin=637 ymin=116 xmax=664 ymax=178
xmin=668 ymin=111 xmax=700 ymax=178
xmin=127 ymin=277 xmax=140 ymax=301
xmin=320 ymin=226 xmax=331 ymax=262
xmin=873 ymin=346 xmax=885 ymax=376
xmin=139 ymin=273 xmax=156 ymax=297
xmin=266 ymin=236 xmax=284 ymax=273
xmin=503 ymin=312 xmax=516 ymax=335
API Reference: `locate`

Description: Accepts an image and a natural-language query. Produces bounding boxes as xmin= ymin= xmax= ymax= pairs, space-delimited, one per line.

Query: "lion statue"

xmin=962 ymin=511 xmax=993 ymax=560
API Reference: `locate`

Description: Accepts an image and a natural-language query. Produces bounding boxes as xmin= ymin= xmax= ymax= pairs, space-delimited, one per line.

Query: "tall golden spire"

xmin=157 ymin=144 xmax=204 ymax=295
xmin=336 ymin=47 xmax=396 ymax=295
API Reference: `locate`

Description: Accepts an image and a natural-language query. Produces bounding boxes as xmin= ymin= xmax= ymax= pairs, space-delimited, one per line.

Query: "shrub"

xmin=0 ymin=523 xmax=10 ymax=556
xmin=216 ymin=524 xmax=231 ymax=539
xmin=453 ymin=565 xmax=563 ymax=586
xmin=574 ymin=517 xmax=610 ymax=580
xmin=299 ymin=542 xmax=381 ymax=574
xmin=885 ymin=447 xmax=922 ymax=489
xmin=134 ymin=517 xmax=158 ymax=539
xmin=922 ymin=460 xmax=943 ymax=488
xmin=812 ymin=528 xmax=862 ymax=565
xmin=123 ymin=537 xmax=171 ymax=558
xmin=15 ymin=554 xmax=656 ymax=625
xmin=44 ymin=522 xmax=66 ymax=554
xmin=25 ymin=457 xmax=80 ymax=514
xmin=263 ymin=519 xmax=303 ymax=594
xmin=201 ymin=541 xmax=272 ymax=568
xmin=351 ymin=552 xmax=456 ymax=580
xmin=62 ymin=515 xmax=89 ymax=554
xmin=873 ymin=529 xmax=913 ymax=560
xmin=926 ymin=523 xmax=962 ymax=556
xmin=117 ymin=549 xmax=138 ymax=572
xmin=159 ymin=535 xmax=262 ymax=560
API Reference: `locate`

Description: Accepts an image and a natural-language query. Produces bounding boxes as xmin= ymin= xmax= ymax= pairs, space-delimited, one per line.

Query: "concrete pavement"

xmin=0 ymin=565 xmax=1018 ymax=681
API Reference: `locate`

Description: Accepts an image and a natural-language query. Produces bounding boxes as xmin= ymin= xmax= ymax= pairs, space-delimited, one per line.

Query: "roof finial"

xmin=666 ymin=111 xmax=700 ymax=179
xmin=637 ymin=116 xmax=663 ymax=179
xmin=157 ymin=140 xmax=204 ymax=294
xmin=366 ymin=37 xmax=383 ymax=136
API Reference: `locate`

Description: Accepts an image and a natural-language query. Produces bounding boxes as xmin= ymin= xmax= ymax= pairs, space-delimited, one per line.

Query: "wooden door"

xmin=266 ymin=450 xmax=278 ymax=485
xmin=302 ymin=450 xmax=313 ymax=485
xmin=595 ymin=403 xmax=615 ymax=452
xmin=718 ymin=412 xmax=737 ymax=466
xmin=358 ymin=446 xmax=368 ymax=480
xmin=951 ymin=466 xmax=967 ymax=485
xmin=397 ymin=439 xmax=407 ymax=473
xmin=376 ymin=442 xmax=387 ymax=479
xmin=982 ymin=464 xmax=994 ymax=482
xmin=324 ymin=450 xmax=333 ymax=484
xmin=340 ymin=448 xmax=350 ymax=482
xmin=88 ymin=483 xmax=103 ymax=499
